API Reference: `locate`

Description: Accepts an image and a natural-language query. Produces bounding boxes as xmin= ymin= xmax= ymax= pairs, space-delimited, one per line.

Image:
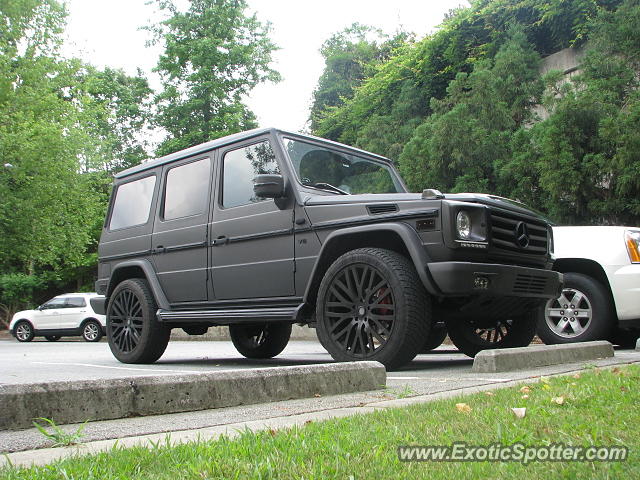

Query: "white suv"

xmin=538 ymin=227 xmax=640 ymax=346
xmin=9 ymin=293 xmax=107 ymax=342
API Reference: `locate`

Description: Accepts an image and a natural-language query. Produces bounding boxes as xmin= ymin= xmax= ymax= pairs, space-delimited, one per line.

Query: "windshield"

xmin=282 ymin=138 xmax=404 ymax=194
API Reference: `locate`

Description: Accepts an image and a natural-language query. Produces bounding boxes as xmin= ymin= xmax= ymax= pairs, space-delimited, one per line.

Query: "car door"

xmin=63 ymin=297 xmax=88 ymax=328
xmin=209 ymin=138 xmax=295 ymax=300
xmin=151 ymin=155 xmax=214 ymax=304
xmin=36 ymin=297 xmax=67 ymax=329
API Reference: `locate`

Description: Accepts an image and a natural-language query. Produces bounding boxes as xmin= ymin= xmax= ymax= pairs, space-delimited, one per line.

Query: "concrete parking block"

xmin=0 ymin=361 xmax=385 ymax=430
xmin=472 ymin=341 xmax=614 ymax=373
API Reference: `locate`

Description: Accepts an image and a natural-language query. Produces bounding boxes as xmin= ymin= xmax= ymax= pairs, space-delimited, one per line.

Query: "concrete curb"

xmin=472 ymin=341 xmax=614 ymax=373
xmin=0 ymin=362 xmax=385 ymax=430
xmin=5 ymin=361 xmax=638 ymax=468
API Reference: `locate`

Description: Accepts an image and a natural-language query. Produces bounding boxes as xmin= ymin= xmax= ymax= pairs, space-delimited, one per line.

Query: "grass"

xmin=32 ymin=418 xmax=87 ymax=448
xmin=2 ymin=364 xmax=639 ymax=479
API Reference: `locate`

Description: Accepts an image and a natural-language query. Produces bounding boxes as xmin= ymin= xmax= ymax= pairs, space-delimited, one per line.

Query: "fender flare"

xmin=107 ymin=259 xmax=170 ymax=310
xmin=303 ymin=222 xmax=441 ymax=303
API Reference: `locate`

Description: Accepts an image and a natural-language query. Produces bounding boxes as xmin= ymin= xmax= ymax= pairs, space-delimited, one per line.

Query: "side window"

xmin=43 ymin=298 xmax=66 ymax=310
xmin=66 ymin=297 xmax=86 ymax=308
xmin=163 ymin=158 xmax=211 ymax=220
xmin=222 ymin=141 xmax=280 ymax=208
xmin=109 ymin=176 xmax=156 ymax=230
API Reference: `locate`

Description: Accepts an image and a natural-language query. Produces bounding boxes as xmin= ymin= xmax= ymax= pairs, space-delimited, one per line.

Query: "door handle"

xmin=212 ymin=236 xmax=229 ymax=246
xmin=152 ymin=245 xmax=166 ymax=254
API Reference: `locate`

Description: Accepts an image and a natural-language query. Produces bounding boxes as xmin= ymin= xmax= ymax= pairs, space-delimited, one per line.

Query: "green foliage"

xmin=148 ymin=0 xmax=280 ymax=156
xmin=312 ymin=0 xmax=638 ymax=226
xmin=310 ymin=23 xmax=412 ymax=132
xmin=399 ymin=29 xmax=541 ymax=194
xmin=33 ymin=417 xmax=87 ymax=447
xmin=499 ymin=0 xmax=640 ymax=224
xmin=0 ymin=0 xmax=154 ymax=321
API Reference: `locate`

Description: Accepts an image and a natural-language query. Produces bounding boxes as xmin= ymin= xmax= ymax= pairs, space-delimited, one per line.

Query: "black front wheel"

xmin=445 ymin=311 xmax=538 ymax=357
xmin=316 ymin=248 xmax=430 ymax=370
xmin=106 ymin=278 xmax=170 ymax=364
xmin=229 ymin=323 xmax=292 ymax=359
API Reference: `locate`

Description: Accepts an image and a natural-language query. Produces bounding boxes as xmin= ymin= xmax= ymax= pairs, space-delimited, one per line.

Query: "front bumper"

xmin=428 ymin=262 xmax=563 ymax=298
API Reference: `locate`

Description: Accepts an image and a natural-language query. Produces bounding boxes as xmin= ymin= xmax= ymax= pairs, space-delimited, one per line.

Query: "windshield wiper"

xmin=304 ymin=182 xmax=349 ymax=195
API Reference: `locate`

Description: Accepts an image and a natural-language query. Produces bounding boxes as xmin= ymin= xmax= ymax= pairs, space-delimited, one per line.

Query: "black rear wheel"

xmin=316 ymin=248 xmax=430 ymax=370
xmin=229 ymin=323 xmax=292 ymax=359
xmin=106 ymin=278 xmax=170 ymax=364
xmin=445 ymin=310 xmax=538 ymax=357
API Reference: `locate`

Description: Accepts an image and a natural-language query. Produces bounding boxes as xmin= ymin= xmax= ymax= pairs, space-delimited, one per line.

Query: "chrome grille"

xmin=490 ymin=209 xmax=548 ymax=255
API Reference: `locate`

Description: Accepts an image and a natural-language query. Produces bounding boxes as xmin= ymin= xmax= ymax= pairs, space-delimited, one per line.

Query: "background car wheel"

xmin=229 ymin=323 xmax=292 ymax=359
xmin=14 ymin=321 xmax=34 ymax=342
xmin=420 ymin=323 xmax=448 ymax=353
xmin=445 ymin=310 xmax=538 ymax=357
xmin=316 ymin=248 xmax=430 ymax=370
xmin=45 ymin=335 xmax=61 ymax=342
xmin=82 ymin=320 xmax=103 ymax=342
xmin=537 ymin=272 xmax=614 ymax=345
xmin=106 ymin=278 xmax=170 ymax=364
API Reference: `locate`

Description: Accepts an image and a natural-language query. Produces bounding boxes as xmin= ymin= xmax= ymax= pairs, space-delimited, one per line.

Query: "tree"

xmin=81 ymin=66 xmax=154 ymax=174
xmin=0 ymin=0 xmax=108 ymax=323
xmin=309 ymin=24 xmax=412 ymax=132
xmin=148 ymin=0 xmax=280 ymax=156
xmin=398 ymin=29 xmax=541 ymax=194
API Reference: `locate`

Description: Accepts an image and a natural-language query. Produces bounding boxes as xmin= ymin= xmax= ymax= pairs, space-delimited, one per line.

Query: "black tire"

xmin=106 ymin=278 xmax=170 ymax=364
xmin=420 ymin=323 xmax=448 ymax=352
xmin=45 ymin=335 xmax=61 ymax=342
xmin=537 ymin=272 xmax=614 ymax=345
xmin=445 ymin=310 xmax=538 ymax=358
xmin=14 ymin=320 xmax=34 ymax=342
xmin=229 ymin=323 xmax=292 ymax=359
xmin=315 ymin=248 xmax=430 ymax=370
xmin=82 ymin=319 xmax=103 ymax=342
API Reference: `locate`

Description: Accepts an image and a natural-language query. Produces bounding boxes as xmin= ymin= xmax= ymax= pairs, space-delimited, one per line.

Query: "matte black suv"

xmin=92 ymin=128 xmax=562 ymax=369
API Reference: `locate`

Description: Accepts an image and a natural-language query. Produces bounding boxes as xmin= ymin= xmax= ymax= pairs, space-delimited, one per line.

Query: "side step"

xmin=156 ymin=305 xmax=303 ymax=325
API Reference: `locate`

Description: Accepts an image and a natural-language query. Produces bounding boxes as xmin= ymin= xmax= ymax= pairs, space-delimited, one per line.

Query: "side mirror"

xmin=253 ymin=174 xmax=285 ymax=199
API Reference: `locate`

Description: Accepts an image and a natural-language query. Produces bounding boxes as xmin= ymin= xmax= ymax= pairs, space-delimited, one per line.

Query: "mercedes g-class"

xmin=92 ymin=128 xmax=562 ymax=369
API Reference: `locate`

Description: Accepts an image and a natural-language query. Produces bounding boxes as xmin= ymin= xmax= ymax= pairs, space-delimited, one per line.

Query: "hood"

xmin=304 ymin=191 xmax=549 ymax=222
xmin=304 ymin=192 xmax=422 ymax=206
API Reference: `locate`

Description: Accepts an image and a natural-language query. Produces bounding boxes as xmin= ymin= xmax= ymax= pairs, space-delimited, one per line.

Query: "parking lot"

xmin=3 ymin=337 xmax=640 ymax=393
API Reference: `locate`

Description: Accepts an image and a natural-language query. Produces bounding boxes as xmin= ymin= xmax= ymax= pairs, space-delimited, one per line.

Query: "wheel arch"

xmin=106 ymin=260 xmax=170 ymax=310
xmin=303 ymin=222 xmax=439 ymax=309
xmin=552 ymin=258 xmax=618 ymax=320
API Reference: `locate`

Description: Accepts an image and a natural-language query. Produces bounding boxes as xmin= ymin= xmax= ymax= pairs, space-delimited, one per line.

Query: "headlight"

xmin=625 ymin=230 xmax=640 ymax=263
xmin=456 ymin=211 xmax=471 ymax=240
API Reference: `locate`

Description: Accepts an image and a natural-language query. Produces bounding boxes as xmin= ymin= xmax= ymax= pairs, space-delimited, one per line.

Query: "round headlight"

xmin=456 ymin=211 xmax=471 ymax=240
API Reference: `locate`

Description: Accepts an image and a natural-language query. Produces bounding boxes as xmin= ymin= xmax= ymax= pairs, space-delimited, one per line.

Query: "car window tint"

xmin=66 ymin=297 xmax=86 ymax=308
xmin=164 ymin=158 xmax=211 ymax=220
xmin=109 ymin=176 xmax=156 ymax=230
xmin=222 ymin=141 xmax=280 ymax=208
xmin=44 ymin=298 xmax=66 ymax=309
